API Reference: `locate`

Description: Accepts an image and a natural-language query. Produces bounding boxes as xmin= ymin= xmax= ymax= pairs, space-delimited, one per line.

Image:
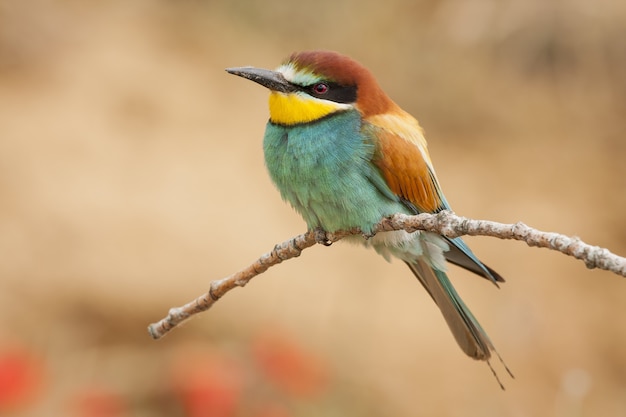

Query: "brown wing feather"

xmin=371 ymin=127 xmax=443 ymax=213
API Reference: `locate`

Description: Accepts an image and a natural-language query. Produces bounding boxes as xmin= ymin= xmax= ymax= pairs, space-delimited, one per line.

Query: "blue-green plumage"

xmin=264 ymin=110 xmax=410 ymax=235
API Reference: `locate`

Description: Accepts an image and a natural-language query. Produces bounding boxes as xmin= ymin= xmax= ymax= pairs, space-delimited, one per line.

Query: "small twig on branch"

xmin=147 ymin=211 xmax=626 ymax=339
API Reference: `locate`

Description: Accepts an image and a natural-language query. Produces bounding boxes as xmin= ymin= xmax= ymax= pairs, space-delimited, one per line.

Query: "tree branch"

xmin=147 ymin=211 xmax=626 ymax=339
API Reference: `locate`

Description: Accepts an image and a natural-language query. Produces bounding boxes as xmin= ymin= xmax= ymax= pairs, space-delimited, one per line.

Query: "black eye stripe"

xmin=298 ymin=82 xmax=357 ymax=104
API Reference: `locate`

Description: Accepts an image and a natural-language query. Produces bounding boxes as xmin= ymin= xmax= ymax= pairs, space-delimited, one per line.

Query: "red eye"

xmin=313 ymin=83 xmax=329 ymax=94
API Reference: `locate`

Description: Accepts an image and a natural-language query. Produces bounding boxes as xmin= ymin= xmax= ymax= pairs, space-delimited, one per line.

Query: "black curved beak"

xmin=226 ymin=67 xmax=296 ymax=94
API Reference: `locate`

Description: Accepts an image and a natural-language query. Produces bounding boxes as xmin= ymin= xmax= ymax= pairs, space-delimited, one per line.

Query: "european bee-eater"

xmin=227 ymin=50 xmax=509 ymax=382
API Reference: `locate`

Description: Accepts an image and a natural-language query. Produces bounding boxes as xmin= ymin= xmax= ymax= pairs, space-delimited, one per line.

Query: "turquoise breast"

xmin=263 ymin=110 xmax=409 ymax=233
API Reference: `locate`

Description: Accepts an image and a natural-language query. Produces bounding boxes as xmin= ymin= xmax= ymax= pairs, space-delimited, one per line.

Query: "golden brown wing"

xmin=367 ymin=112 xmax=444 ymax=213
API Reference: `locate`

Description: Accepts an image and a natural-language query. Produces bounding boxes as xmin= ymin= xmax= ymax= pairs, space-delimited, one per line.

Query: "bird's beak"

xmin=226 ymin=67 xmax=296 ymax=94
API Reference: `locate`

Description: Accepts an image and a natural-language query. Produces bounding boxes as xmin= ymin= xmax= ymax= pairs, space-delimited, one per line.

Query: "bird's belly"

xmin=358 ymin=229 xmax=449 ymax=270
xmin=273 ymin=160 xmax=395 ymax=233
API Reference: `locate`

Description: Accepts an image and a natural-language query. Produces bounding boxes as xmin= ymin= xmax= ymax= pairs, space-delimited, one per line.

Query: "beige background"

xmin=1 ymin=1 xmax=625 ymax=416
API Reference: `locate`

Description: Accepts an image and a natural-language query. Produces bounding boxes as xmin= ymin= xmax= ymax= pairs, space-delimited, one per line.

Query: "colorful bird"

xmin=227 ymin=50 xmax=511 ymax=386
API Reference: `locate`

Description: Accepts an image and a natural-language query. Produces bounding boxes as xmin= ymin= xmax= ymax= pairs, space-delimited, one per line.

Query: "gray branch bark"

xmin=148 ymin=211 xmax=626 ymax=340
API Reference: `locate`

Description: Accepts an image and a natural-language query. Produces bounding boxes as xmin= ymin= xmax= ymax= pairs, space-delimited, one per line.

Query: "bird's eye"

xmin=312 ymin=83 xmax=329 ymax=94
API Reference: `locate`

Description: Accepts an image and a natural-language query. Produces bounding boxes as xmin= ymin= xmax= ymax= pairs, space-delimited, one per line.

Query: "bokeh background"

xmin=1 ymin=0 xmax=626 ymax=416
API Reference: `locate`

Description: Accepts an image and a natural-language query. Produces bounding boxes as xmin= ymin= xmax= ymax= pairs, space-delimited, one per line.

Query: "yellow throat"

xmin=268 ymin=92 xmax=346 ymax=125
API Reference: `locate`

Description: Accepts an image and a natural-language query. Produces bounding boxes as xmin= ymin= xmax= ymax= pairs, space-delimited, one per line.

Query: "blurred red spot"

xmin=170 ymin=349 xmax=243 ymax=417
xmin=72 ymin=386 xmax=126 ymax=417
xmin=252 ymin=331 xmax=328 ymax=398
xmin=0 ymin=346 xmax=44 ymax=411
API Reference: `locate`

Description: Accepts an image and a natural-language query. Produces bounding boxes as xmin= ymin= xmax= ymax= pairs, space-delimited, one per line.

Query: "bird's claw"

xmin=313 ymin=227 xmax=333 ymax=246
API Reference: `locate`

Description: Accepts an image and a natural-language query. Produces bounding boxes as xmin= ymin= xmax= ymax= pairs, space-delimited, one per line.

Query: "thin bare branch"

xmin=148 ymin=211 xmax=625 ymax=339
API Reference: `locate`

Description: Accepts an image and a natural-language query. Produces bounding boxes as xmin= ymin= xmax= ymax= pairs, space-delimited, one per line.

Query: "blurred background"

xmin=1 ymin=0 xmax=625 ymax=416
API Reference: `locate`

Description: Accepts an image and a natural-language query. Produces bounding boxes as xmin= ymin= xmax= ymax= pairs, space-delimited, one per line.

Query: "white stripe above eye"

xmin=277 ymin=63 xmax=322 ymax=86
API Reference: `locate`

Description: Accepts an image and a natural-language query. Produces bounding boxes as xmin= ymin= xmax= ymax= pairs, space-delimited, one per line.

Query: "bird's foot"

xmin=313 ymin=227 xmax=333 ymax=246
xmin=360 ymin=230 xmax=376 ymax=240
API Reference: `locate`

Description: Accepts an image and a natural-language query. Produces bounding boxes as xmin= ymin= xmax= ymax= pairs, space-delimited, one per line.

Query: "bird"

xmin=226 ymin=50 xmax=512 ymax=386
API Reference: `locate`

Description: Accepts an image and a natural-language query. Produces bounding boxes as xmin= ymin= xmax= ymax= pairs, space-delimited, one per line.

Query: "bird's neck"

xmin=268 ymin=92 xmax=351 ymax=126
